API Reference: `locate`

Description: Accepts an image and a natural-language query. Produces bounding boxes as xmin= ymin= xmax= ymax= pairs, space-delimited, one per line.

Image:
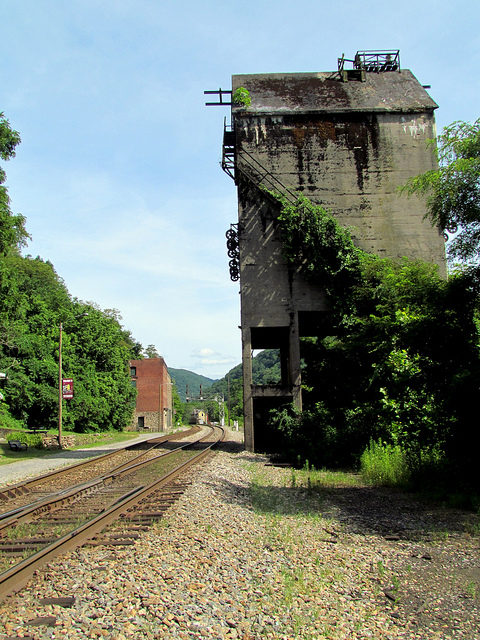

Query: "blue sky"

xmin=1 ymin=0 xmax=479 ymax=379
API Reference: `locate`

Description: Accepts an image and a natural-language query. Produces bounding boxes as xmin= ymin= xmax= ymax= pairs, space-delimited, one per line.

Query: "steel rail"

xmin=0 ymin=426 xmax=213 ymax=529
xmin=0 ymin=427 xmax=200 ymax=503
xmin=0 ymin=425 xmax=224 ymax=601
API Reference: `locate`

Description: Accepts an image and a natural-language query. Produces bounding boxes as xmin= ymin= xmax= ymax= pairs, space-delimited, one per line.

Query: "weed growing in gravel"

xmin=250 ymin=477 xmax=272 ymax=512
xmin=312 ymin=556 xmax=340 ymax=580
xmin=249 ymin=463 xmax=349 ymax=519
xmin=465 ymin=581 xmax=478 ymax=599
xmin=376 ymin=560 xmax=386 ymax=577
xmin=312 ymin=468 xmax=362 ymax=488
xmin=275 ymin=566 xmax=333 ymax=638
xmin=289 ymin=462 xmax=362 ymax=491
xmin=305 ymin=512 xmax=323 ymax=525
xmin=249 ymin=467 xmax=297 ymax=515
xmin=262 ymin=513 xmax=281 ymax=549
xmin=281 ymin=567 xmax=306 ymax=605
xmin=319 ymin=622 xmax=337 ymax=639
xmin=391 ymin=575 xmax=401 ymax=598
xmin=360 ymin=440 xmax=411 ymax=486
xmin=291 ymin=610 xmax=320 ymax=639
xmin=5 ymin=522 xmax=41 ymax=540
xmin=429 ymin=528 xmax=450 ymax=541
xmin=464 ymin=512 xmax=480 ymax=536
xmin=290 ymin=468 xmax=297 ymax=487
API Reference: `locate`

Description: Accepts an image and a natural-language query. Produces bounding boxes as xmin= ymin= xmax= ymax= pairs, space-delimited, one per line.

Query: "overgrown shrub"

xmin=0 ymin=401 xmax=24 ymax=431
xmin=7 ymin=430 xmax=44 ymax=449
xmin=264 ymin=193 xmax=480 ymax=490
xmin=232 ymin=87 xmax=251 ymax=107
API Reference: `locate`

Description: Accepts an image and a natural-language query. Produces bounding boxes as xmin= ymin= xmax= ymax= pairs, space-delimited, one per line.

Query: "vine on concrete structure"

xmin=272 ymin=192 xmax=363 ymax=313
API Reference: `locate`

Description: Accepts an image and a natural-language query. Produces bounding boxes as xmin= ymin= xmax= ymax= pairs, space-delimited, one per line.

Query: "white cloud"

xmin=195 ymin=348 xmax=216 ymax=357
xmin=190 ymin=346 xmax=238 ymax=377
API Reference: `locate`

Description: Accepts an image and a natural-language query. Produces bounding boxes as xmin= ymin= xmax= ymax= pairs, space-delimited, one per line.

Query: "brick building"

xmin=129 ymin=358 xmax=172 ymax=431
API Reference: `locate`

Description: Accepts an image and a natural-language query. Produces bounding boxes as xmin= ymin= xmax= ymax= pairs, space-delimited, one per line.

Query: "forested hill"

xmin=207 ymin=350 xmax=281 ymax=418
xmin=211 ymin=349 xmax=281 ymax=388
xmin=168 ymin=368 xmax=215 ymax=402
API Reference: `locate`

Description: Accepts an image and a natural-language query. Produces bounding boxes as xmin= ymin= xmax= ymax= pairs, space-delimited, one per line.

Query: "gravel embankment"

xmin=0 ymin=430 xmax=479 ymax=639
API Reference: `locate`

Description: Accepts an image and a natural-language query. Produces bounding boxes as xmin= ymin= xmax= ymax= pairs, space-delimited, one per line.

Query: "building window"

xmin=137 ymin=416 xmax=145 ymax=429
xmin=130 ymin=366 xmax=136 ymax=377
xmin=131 ymin=379 xmax=136 ymax=388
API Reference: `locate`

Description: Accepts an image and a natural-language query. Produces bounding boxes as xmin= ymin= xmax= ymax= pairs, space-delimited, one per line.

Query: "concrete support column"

xmin=242 ymin=326 xmax=254 ymax=451
xmin=289 ymin=312 xmax=302 ymax=411
xmin=280 ymin=344 xmax=289 ymax=387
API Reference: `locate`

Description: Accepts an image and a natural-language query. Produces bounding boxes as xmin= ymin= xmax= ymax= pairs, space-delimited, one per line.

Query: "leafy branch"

xmin=270 ymin=192 xmax=363 ymax=313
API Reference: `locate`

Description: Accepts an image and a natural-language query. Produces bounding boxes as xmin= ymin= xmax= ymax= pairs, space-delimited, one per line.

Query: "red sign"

xmin=62 ymin=378 xmax=74 ymax=399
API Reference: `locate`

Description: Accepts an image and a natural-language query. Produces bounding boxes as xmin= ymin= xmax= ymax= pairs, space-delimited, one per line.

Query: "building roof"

xmin=232 ymin=70 xmax=437 ymax=115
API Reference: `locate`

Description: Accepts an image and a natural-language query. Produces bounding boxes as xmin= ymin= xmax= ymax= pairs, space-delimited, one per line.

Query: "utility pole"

xmin=227 ymin=373 xmax=231 ymax=427
xmin=58 ymin=313 xmax=88 ymax=448
xmin=58 ymin=322 xmax=63 ymax=448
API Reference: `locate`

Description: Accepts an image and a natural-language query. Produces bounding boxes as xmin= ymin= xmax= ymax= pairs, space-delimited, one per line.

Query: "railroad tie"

xmin=26 ymin=616 xmax=57 ymax=627
xmin=39 ymin=596 xmax=75 ymax=607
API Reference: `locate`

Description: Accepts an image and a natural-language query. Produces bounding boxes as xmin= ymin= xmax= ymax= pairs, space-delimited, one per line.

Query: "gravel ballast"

xmin=0 ymin=430 xmax=479 ymax=639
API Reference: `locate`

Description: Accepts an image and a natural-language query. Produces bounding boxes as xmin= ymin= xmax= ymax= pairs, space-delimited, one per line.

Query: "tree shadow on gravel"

xmin=212 ymin=474 xmax=480 ymax=540
xmin=215 ymin=438 xmax=245 ymax=454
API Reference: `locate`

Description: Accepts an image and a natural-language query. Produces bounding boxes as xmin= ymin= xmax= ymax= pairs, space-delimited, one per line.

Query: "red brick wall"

xmin=130 ymin=358 xmax=171 ymax=412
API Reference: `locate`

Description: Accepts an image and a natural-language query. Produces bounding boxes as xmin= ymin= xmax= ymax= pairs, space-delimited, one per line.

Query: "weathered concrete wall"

xmin=238 ymin=181 xmax=327 ymax=330
xmin=236 ymin=111 xmax=445 ymax=270
xmin=233 ymin=70 xmax=446 ymax=271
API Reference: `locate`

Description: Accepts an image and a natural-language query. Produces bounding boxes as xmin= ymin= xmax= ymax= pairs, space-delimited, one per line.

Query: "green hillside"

xmin=168 ymin=352 xmax=280 ymax=419
xmin=211 ymin=349 xmax=281 ymax=389
xmin=168 ymin=368 xmax=216 ymax=401
xmin=208 ymin=350 xmax=281 ymax=419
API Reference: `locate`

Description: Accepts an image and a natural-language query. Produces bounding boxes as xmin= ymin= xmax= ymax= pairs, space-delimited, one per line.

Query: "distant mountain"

xmin=210 ymin=349 xmax=281 ymax=391
xmin=169 ymin=352 xmax=280 ymax=414
xmin=168 ymin=368 xmax=216 ymax=401
xmin=208 ymin=350 xmax=281 ymax=418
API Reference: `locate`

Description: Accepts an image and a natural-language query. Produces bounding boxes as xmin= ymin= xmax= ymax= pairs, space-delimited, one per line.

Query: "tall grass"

xmin=360 ymin=439 xmax=411 ymax=487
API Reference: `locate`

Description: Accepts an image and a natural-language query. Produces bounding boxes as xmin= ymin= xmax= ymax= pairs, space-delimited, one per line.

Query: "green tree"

xmin=276 ymin=194 xmax=362 ymax=313
xmin=402 ymin=119 xmax=480 ymax=267
xmin=0 ymin=256 xmax=139 ymax=432
xmin=62 ymin=302 xmax=138 ymax=432
xmin=0 ymin=256 xmax=71 ymax=428
xmin=0 ymin=112 xmax=28 ymax=255
xmin=171 ymin=381 xmax=184 ymax=426
xmin=143 ymin=344 xmax=160 ymax=358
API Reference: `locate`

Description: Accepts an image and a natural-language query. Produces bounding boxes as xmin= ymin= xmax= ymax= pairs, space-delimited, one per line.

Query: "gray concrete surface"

xmin=0 ymin=432 xmax=164 ymax=487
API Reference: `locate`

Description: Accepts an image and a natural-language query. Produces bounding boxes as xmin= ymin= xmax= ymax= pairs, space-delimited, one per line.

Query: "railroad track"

xmin=0 ymin=426 xmax=200 ymax=512
xmin=0 ymin=425 xmax=224 ymax=601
